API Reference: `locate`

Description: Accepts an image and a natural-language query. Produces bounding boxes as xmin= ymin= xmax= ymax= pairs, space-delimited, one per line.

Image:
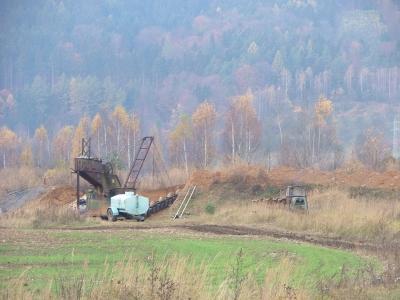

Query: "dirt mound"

xmin=140 ymin=185 xmax=182 ymax=204
xmin=269 ymin=166 xmax=400 ymax=189
xmin=189 ymin=165 xmax=270 ymax=190
xmin=189 ymin=165 xmax=400 ymax=193
xmin=22 ymin=186 xmax=76 ymax=210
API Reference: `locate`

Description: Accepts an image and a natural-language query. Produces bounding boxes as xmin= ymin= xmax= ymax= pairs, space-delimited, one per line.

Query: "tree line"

xmin=1 ymin=1 xmax=399 ymax=148
xmin=0 ymin=91 xmax=391 ymax=173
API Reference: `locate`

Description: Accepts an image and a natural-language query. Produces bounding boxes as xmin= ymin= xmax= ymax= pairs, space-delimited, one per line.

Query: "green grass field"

xmin=0 ymin=228 xmax=375 ymax=294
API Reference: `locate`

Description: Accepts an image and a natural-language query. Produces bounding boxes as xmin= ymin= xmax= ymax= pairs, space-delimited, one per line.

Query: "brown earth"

xmin=16 ymin=164 xmax=400 ymax=214
xmin=188 ymin=166 xmax=270 ymax=189
xmin=17 ymin=185 xmax=182 ymax=211
xmin=140 ymin=185 xmax=183 ymax=204
xmin=188 ymin=165 xmax=400 ymax=190
xmin=19 ymin=164 xmax=399 ymax=210
xmin=269 ymin=166 xmax=400 ymax=189
xmin=21 ymin=185 xmax=76 ymax=210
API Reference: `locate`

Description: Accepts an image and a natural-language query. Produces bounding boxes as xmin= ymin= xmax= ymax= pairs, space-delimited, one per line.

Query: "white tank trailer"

xmin=107 ymin=191 xmax=177 ymax=222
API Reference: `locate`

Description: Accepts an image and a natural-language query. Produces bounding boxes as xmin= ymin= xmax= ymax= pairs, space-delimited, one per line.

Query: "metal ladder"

xmin=172 ymin=185 xmax=196 ymax=220
xmin=124 ymin=136 xmax=154 ymax=189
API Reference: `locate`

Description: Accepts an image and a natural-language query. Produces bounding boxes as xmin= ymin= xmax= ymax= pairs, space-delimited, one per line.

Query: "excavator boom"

xmin=124 ymin=136 xmax=154 ymax=189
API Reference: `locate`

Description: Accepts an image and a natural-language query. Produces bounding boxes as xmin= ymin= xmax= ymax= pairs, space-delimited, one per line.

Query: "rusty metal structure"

xmin=73 ymin=136 xmax=177 ymax=218
xmin=124 ymin=136 xmax=153 ymax=189
xmin=73 ymin=138 xmax=121 ymax=209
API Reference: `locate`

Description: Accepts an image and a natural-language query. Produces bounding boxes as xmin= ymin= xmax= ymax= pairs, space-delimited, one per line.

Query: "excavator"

xmin=73 ymin=136 xmax=177 ymax=221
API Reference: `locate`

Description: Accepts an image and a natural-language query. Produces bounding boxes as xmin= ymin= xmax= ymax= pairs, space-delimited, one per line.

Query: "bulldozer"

xmin=283 ymin=185 xmax=308 ymax=210
xmin=252 ymin=185 xmax=308 ymax=211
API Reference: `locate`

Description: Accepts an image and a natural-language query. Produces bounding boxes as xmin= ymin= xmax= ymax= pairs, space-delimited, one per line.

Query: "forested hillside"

xmin=0 ymin=0 xmax=399 ymax=170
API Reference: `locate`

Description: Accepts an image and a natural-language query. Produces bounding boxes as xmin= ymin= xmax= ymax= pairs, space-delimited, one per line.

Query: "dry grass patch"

xmin=0 ymin=167 xmax=41 ymax=196
xmin=203 ymin=188 xmax=400 ymax=243
xmin=0 ymin=206 xmax=89 ymax=228
xmin=0 ymin=185 xmax=84 ymax=228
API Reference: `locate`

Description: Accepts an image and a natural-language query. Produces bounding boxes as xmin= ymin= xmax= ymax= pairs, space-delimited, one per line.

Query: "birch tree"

xmin=192 ymin=100 xmax=216 ymax=168
xmin=314 ymin=96 xmax=333 ymax=161
xmin=225 ymin=89 xmax=261 ymax=164
xmin=111 ymin=105 xmax=129 ymax=156
xmin=20 ymin=145 xmax=33 ymax=167
xmin=0 ymin=127 xmax=17 ymax=168
xmin=34 ymin=125 xmax=48 ymax=168
xmin=53 ymin=126 xmax=74 ymax=165
xmin=169 ymin=114 xmax=192 ymax=177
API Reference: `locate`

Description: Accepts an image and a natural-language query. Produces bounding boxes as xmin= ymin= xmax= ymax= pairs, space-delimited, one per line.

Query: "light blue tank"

xmin=109 ymin=191 xmax=150 ymax=216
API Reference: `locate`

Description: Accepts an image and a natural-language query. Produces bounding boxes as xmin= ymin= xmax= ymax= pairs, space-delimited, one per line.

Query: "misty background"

xmin=0 ymin=0 xmax=399 ymax=169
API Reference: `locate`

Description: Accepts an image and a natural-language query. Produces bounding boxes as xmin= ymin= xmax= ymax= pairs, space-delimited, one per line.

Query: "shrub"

xmin=205 ymin=202 xmax=216 ymax=214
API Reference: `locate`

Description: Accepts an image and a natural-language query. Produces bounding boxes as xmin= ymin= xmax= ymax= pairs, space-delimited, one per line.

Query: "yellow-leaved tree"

xmin=34 ymin=125 xmax=48 ymax=168
xmin=169 ymin=114 xmax=192 ymax=177
xmin=192 ymin=100 xmax=216 ymax=168
xmin=91 ymin=113 xmax=102 ymax=157
xmin=53 ymin=126 xmax=74 ymax=166
xmin=225 ymin=89 xmax=261 ymax=164
xmin=111 ymin=105 xmax=129 ymax=156
xmin=72 ymin=115 xmax=90 ymax=161
xmin=20 ymin=145 xmax=33 ymax=167
xmin=0 ymin=126 xmax=17 ymax=168
xmin=313 ymin=95 xmax=333 ymax=161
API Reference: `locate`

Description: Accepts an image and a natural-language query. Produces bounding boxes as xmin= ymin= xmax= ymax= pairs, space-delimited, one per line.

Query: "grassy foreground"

xmin=0 ymin=228 xmax=374 ymax=298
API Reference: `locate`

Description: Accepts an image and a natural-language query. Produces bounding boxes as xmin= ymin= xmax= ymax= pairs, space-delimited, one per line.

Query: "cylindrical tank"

xmin=110 ymin=191 xmax=150 ymax=216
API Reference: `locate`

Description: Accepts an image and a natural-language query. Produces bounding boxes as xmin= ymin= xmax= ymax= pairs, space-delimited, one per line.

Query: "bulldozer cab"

xmin=286 ymin=186 xmax=308 ymax=210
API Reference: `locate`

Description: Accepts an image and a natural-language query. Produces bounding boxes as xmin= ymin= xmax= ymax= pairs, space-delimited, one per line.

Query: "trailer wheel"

xmin=107 ymin=209 xmax=116 ymax=222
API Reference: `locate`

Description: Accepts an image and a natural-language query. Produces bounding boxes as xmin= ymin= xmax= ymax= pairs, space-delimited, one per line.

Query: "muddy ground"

xmin=17 ymin=221 xmax=392 ymax=253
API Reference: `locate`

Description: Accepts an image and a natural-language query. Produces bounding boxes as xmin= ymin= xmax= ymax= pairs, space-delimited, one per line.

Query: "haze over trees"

xmin=0 ymin=0 xmax=399 ymax=172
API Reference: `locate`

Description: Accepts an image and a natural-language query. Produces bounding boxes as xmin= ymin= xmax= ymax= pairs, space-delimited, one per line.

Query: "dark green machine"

xmin=284 ymin=186 xmax=308 ymax=210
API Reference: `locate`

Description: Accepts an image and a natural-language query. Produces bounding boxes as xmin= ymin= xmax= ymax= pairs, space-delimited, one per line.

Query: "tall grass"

xmin=1 ymin=253 xmax=310 ymax=300
xmin=202 ymin=188 xmax=400 ymax=243
xmin=0 ymin=206 xmax=90 ymax=228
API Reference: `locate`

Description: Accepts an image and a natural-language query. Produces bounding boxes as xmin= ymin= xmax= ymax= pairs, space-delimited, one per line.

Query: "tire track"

xmin=42 ymin=223 xmax=397 ymax=252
